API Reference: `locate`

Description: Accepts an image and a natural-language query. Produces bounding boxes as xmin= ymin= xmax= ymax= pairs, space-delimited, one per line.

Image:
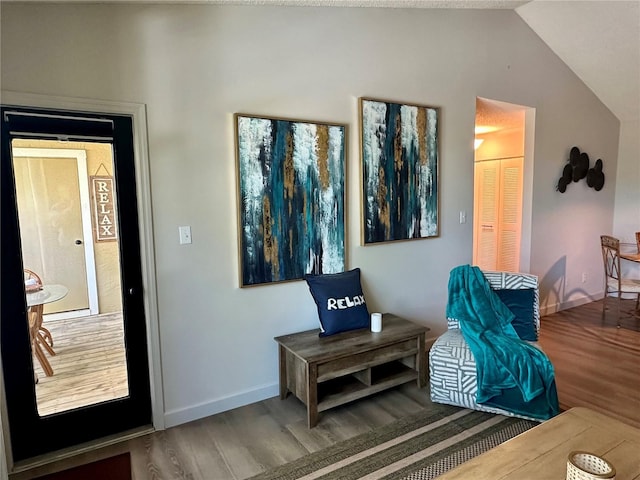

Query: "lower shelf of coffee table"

xmin=317 ymin=361 xmax=417 ymax=412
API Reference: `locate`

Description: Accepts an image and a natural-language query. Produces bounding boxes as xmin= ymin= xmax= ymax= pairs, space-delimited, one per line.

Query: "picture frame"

xmin=359 ymin=97 xmax=439 ymax=244
xmin=235 ymin=114 xmax=347 ymax=287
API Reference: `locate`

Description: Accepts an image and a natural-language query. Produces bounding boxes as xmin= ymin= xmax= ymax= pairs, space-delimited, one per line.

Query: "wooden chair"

xmin=24 ymin=269 xmax=56 ymax=376
xmin=636 ymin=231 xmax=640 ymax=253
xmin=600 ymin=235 xmax=640 ymax=326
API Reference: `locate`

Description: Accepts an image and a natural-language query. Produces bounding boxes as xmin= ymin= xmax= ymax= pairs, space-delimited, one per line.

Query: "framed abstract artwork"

xmin=235 ymin=114 xmax=347 ymax=287
xmin=359 ymin=98 xmax=439 ymax=244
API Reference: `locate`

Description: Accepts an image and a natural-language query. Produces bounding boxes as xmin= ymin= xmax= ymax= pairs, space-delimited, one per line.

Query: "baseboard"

xmin=539 ymin=292 xmax=602 ymax=317
xmin=163 ymin=383 xmax=280 ymax=428
xmin=163 ymin=336 xmax=443 ymax=428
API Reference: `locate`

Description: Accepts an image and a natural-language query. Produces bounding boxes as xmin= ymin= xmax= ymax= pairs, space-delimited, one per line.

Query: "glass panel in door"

xmin=12 ymin=139 xmax=130 ymax=417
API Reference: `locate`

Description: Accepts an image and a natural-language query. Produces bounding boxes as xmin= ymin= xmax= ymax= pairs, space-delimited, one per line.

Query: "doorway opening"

xmin=473 ymin=97 xmax=534 ymax=273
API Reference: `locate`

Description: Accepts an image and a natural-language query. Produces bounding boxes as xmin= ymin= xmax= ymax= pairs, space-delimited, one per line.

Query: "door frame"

xmin=473 ymin=98 xmax=535 ymax=274
xmin=12 ymin=147 xmax=100 ymax=318
xmin=0 ymin=91 xmax=164 ymax=467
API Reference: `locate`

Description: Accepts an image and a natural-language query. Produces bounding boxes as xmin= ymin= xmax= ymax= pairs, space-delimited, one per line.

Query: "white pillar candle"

xmin=371 ymin=313 xmax=382 ymax=332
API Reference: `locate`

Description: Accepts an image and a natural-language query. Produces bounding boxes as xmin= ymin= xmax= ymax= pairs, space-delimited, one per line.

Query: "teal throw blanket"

xmin=446 ymin=265 xmax=559 ymax=420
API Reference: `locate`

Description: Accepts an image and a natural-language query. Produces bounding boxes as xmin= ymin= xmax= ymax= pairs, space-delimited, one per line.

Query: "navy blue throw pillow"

xmin=494 ymin=288 xmax=537 ymax=341
xmin=305 ymin=268 xmax=370 ymax=337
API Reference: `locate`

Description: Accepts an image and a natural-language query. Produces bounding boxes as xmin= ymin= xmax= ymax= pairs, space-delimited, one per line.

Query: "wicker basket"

xmin=567 ymin=451 xmax=616 ymax=480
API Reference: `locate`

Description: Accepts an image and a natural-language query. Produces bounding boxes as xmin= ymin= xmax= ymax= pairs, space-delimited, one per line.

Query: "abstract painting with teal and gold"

xmin=360 ymin=98 xmax=439 ymax=244
xmin=236 ymin=115 xmax=346 ymax=286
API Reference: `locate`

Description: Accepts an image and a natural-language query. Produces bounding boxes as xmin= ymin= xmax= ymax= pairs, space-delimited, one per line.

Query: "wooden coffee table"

xmin=275 ymin=314 xmax=428 ymax=428
xmin=436 ymin=407 xmax=640 ymax=479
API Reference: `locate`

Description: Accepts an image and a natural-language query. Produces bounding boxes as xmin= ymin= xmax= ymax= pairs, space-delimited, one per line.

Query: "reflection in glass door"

xmin=13 ymin=139 xmax=129 ymax=417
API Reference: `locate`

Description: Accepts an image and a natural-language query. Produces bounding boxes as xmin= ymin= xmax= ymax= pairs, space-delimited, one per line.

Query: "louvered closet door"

xmin=496 ymin=157 xmax=523 ymax=272
xmin=473 ymin=157 xmax=523 ymax=272
xmin=474 ymin=160 xmax=499 ymax=270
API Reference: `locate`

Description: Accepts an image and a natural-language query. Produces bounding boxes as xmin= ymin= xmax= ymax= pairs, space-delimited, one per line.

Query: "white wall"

xmin=0 ymin=5 xmax=620 ymax=428
xmin=613 ymin=120 xmax=640 ymax=238
xmin=613 ymin=120 xmax=640 ymax=278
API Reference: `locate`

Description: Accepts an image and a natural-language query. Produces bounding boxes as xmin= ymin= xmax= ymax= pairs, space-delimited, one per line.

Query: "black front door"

xmin=1 ymin=106 xmax=152 ymax=461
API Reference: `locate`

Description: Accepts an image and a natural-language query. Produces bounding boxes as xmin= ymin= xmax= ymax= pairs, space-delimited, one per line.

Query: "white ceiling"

xmin=516 ymin=1 xmax=640 ymax=123
xmin=7 ymin=0 xmax=638 ymax=122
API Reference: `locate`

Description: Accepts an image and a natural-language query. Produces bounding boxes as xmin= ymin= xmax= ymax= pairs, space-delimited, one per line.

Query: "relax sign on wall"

xmin=90 ymin=176 xmax=118 ymax=242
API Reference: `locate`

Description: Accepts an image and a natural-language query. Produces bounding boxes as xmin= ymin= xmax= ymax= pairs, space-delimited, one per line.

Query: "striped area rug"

xmin=248 ymin=404 xmax=538 ymax=480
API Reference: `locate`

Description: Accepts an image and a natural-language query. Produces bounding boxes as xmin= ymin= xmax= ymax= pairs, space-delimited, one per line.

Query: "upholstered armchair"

xmin=429 ymin=270 xmax=544 ymax=420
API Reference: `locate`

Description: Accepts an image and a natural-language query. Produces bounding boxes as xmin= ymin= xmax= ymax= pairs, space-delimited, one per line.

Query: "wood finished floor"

xmin=34 ymin=312 xmax=129 ymax=416
xmin=11 ymin=299 xmax=640 ymax=480
xmin=538 ymin=298 xmax=640 ymax=429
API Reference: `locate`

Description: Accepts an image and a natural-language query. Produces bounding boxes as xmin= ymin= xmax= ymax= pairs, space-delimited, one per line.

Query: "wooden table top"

xmin=436 ymin=407 xmax=640 ymax=479
xmin=274 ymin=314 xmax=428 ymax=362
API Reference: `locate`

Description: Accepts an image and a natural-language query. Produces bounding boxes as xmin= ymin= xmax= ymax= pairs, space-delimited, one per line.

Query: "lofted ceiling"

xmin=5 ymin=0 xmax=638 ymax=122
xmin=516 ymin=0 xmax=640 ymax=123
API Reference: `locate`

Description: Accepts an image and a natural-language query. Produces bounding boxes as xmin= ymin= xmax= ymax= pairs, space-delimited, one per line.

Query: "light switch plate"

xmin=179 ymin=226 xmax=192 ymax=245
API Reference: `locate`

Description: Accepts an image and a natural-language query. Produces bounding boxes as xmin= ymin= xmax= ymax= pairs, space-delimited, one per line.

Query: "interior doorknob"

xmin=75 ymin=239 xmax=83 ymax=245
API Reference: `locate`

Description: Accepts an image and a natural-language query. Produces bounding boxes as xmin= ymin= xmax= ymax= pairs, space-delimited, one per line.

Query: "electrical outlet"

xmin=459 ymin=211 xmax=467 ymax=224
xmin=581 ymin=272 xmax=587 ymax=283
